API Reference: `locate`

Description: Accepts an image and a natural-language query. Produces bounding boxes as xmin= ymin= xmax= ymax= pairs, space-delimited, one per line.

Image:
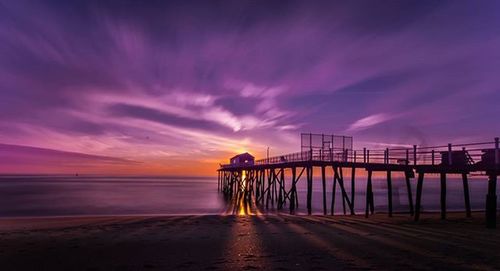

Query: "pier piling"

xmin=462 ymin=173 xmax=472 ymax=218
xmin=217 ymin=134 xmax=499 ymax=227
xmin=440 ymin=173 xmax=447 ymax=219
xmin=387 ymin=170 xmax=393 ymax=217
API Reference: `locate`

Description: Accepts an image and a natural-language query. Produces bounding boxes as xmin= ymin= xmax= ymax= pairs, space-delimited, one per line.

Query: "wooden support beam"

xmin=278 ymin=168 xmax=285 ymax=209
xmin=351 ymin=167 xmax=356 ymax=215
xmin=414 ymin=172 xmax=425 ymax=221
xmin=365 ymin=170 xmax=373 ymax=218
xmin=334 ymin=166 xmax=355 ymax=215
xmin=369 ymin=171 xmax=374 ymax=215
xmin=229 ymin=172 xmax=233 ymax=198
xmin=227 ymin=172 xmax=230 ymax=197
xmin=284 ymin=167 xmax=304 ymax=199
xmin=266 ymin=169 xmax=272 ymax=209
xmin=249 ymin=170 xmax=254 ymax=202
xmin=462 ymin=173 xmax=472 ymax=218
xmin=296 ymin=167 xmax=304 ymax=208
xmin=225 ymin=172 xmax=229 ymax=195
xmin=233 ymin=172 xmax=237 ymax=198
xmin=440 ymin=172 xmax=446 ymax=220
xmin=405 ymin=171 xmax=414 ymax=216
xmin=220 ymin=171 xmax=223 ymax=193
xmin=340 ymin=167 xmax=346 ymax=215
xmin=261 ymin=170 xmax=265 ymax=204
xmin=486 ymin=174 xmax=497 ymax=229
xmin=255 ymin=170 xmax=260 ymax=202
xmin=274 ymin=169 xmax=278 ymax=205
xmin=290 ymin=167 xmax=296 ymax=214
xmin=387 ymin=170 xmax=393 ymax=217
xmin=307 ymin=166 xmax=313 ymax=215
xmin=331 ymin=167 xmax=338 ymax=215
xmin=270 ymin=168 xmax=286 ymax=205
xmin=321 ymin=166 xmax=327 ymax=215
xmin=281 ymin=168 xmax=286 ymax=207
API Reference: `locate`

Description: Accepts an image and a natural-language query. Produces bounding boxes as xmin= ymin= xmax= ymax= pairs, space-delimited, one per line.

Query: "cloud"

xmin=1 ymin=1 xmax=500 ymax=174
xmin=347 ymin=113 xmax=394 ymax=132
xmin=0 ymin=143 xmax=140 ymax=174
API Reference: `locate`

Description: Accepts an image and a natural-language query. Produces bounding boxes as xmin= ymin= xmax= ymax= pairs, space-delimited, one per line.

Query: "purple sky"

xmin=1 ymin=1 xmax=499 ymax=175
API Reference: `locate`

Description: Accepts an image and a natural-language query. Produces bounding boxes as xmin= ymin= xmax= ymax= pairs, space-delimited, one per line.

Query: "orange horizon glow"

xmin=0 ymin=143 xmax=272 ymax=176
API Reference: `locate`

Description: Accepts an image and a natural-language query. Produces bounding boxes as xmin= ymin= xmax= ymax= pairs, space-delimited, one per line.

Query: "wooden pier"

xmin=218 ymin=134 xmax=500 ymax=228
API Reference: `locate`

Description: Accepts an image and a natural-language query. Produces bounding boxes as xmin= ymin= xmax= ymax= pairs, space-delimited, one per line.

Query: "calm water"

xmin=0 ymin=176 xmax=225 ymax=217
xmin=0 ymin=174 xmax=495 ymax=217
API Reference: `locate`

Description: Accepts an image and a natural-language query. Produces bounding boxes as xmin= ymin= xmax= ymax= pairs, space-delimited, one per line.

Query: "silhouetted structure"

xmin=229 ymin=152 xmax=255 ymax=166
xmin=218 ymin=133 xmax=500 ymax=228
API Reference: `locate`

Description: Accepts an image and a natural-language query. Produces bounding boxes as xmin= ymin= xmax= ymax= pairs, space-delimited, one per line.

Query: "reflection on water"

xmin=0 ymin=174 xmax=495 ymax=217
xmin=223 ymin=170 xmax=262 ymax=216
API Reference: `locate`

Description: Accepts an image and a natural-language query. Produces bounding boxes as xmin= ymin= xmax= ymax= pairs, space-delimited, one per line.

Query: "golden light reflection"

xmin=221 ymin=170 xmax=263 ymax=216
xmin=238 ymin=171 xmax=249 ymax=215
xmin=238 ymin=171 xmax=263 ymax=216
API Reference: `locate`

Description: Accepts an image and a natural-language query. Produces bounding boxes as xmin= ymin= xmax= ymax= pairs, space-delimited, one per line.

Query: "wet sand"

xmin=0 ymin=213 xmax=499 ymax=270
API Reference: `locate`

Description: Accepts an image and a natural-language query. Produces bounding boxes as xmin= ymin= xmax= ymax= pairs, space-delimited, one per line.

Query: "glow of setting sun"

xmin=238 ymin=171 xmax=248 ymax=215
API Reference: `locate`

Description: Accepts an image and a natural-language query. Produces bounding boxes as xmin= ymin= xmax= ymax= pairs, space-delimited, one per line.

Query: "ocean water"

xmin=0 ymin=176 xmax=225 ymax=217
xmin=0 ymin=174 xmax=495 ymax=217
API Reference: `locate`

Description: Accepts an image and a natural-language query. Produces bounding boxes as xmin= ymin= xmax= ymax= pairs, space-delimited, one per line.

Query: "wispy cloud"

xmin=347 ymin=113 xmax=394 ymax=132
xmin=1 ymin=1 xmax=500 ymax=174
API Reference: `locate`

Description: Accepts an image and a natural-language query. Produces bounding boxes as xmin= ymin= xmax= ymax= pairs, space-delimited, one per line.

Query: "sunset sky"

xmin=1 ymin=1 xmax=499 ymax=175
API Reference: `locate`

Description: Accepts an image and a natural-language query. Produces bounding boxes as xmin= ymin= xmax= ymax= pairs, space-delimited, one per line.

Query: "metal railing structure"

xmin=300 ymin=133 xmax=353 ymax=153
xmin=254 ymin=148 xmax=350 ymax=165
xmin=219 ymin=136 xmax=500 ymax=228
xmin=251 ymin=137 xmax=499 ymax=170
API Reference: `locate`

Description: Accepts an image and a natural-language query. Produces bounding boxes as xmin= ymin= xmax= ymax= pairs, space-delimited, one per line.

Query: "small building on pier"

xmin=230 ymin=152 xmax=255 ymax=166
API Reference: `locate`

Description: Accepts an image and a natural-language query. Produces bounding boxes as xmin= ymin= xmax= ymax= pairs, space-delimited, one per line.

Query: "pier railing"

xmin=219 ymin=137 xmax=500 ymax=228
xmin=251 ymin=138 xmax=499 ymax=168
xmin=254 ymin=148 xmax=349 ymax=165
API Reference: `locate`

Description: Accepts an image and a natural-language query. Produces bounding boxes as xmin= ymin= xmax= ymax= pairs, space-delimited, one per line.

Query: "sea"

xmin=0 ymin=174 xmax=495 ymax=217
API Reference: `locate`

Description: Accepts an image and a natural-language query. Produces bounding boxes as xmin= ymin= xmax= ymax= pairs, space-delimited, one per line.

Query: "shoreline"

xmin=1 ymin=212 xmax=498 ymax=270
xmin=0 ymin=210 xmax=490 ymax=232
xmin=0 ymin=209 xmax=487 ymax=220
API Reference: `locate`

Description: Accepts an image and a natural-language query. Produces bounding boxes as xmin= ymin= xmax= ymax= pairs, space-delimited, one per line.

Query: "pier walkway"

xmin=218 ymin=134 xmax=499 ymax=228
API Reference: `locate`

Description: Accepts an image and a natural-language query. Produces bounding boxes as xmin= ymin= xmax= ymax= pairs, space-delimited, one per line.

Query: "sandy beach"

xmin=0 ymin=212 xmax=499 ymax=270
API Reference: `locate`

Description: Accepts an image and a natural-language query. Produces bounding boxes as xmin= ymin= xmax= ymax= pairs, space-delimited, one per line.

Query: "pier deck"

xmin=218 ymin=134 xmax=499 ymax=228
